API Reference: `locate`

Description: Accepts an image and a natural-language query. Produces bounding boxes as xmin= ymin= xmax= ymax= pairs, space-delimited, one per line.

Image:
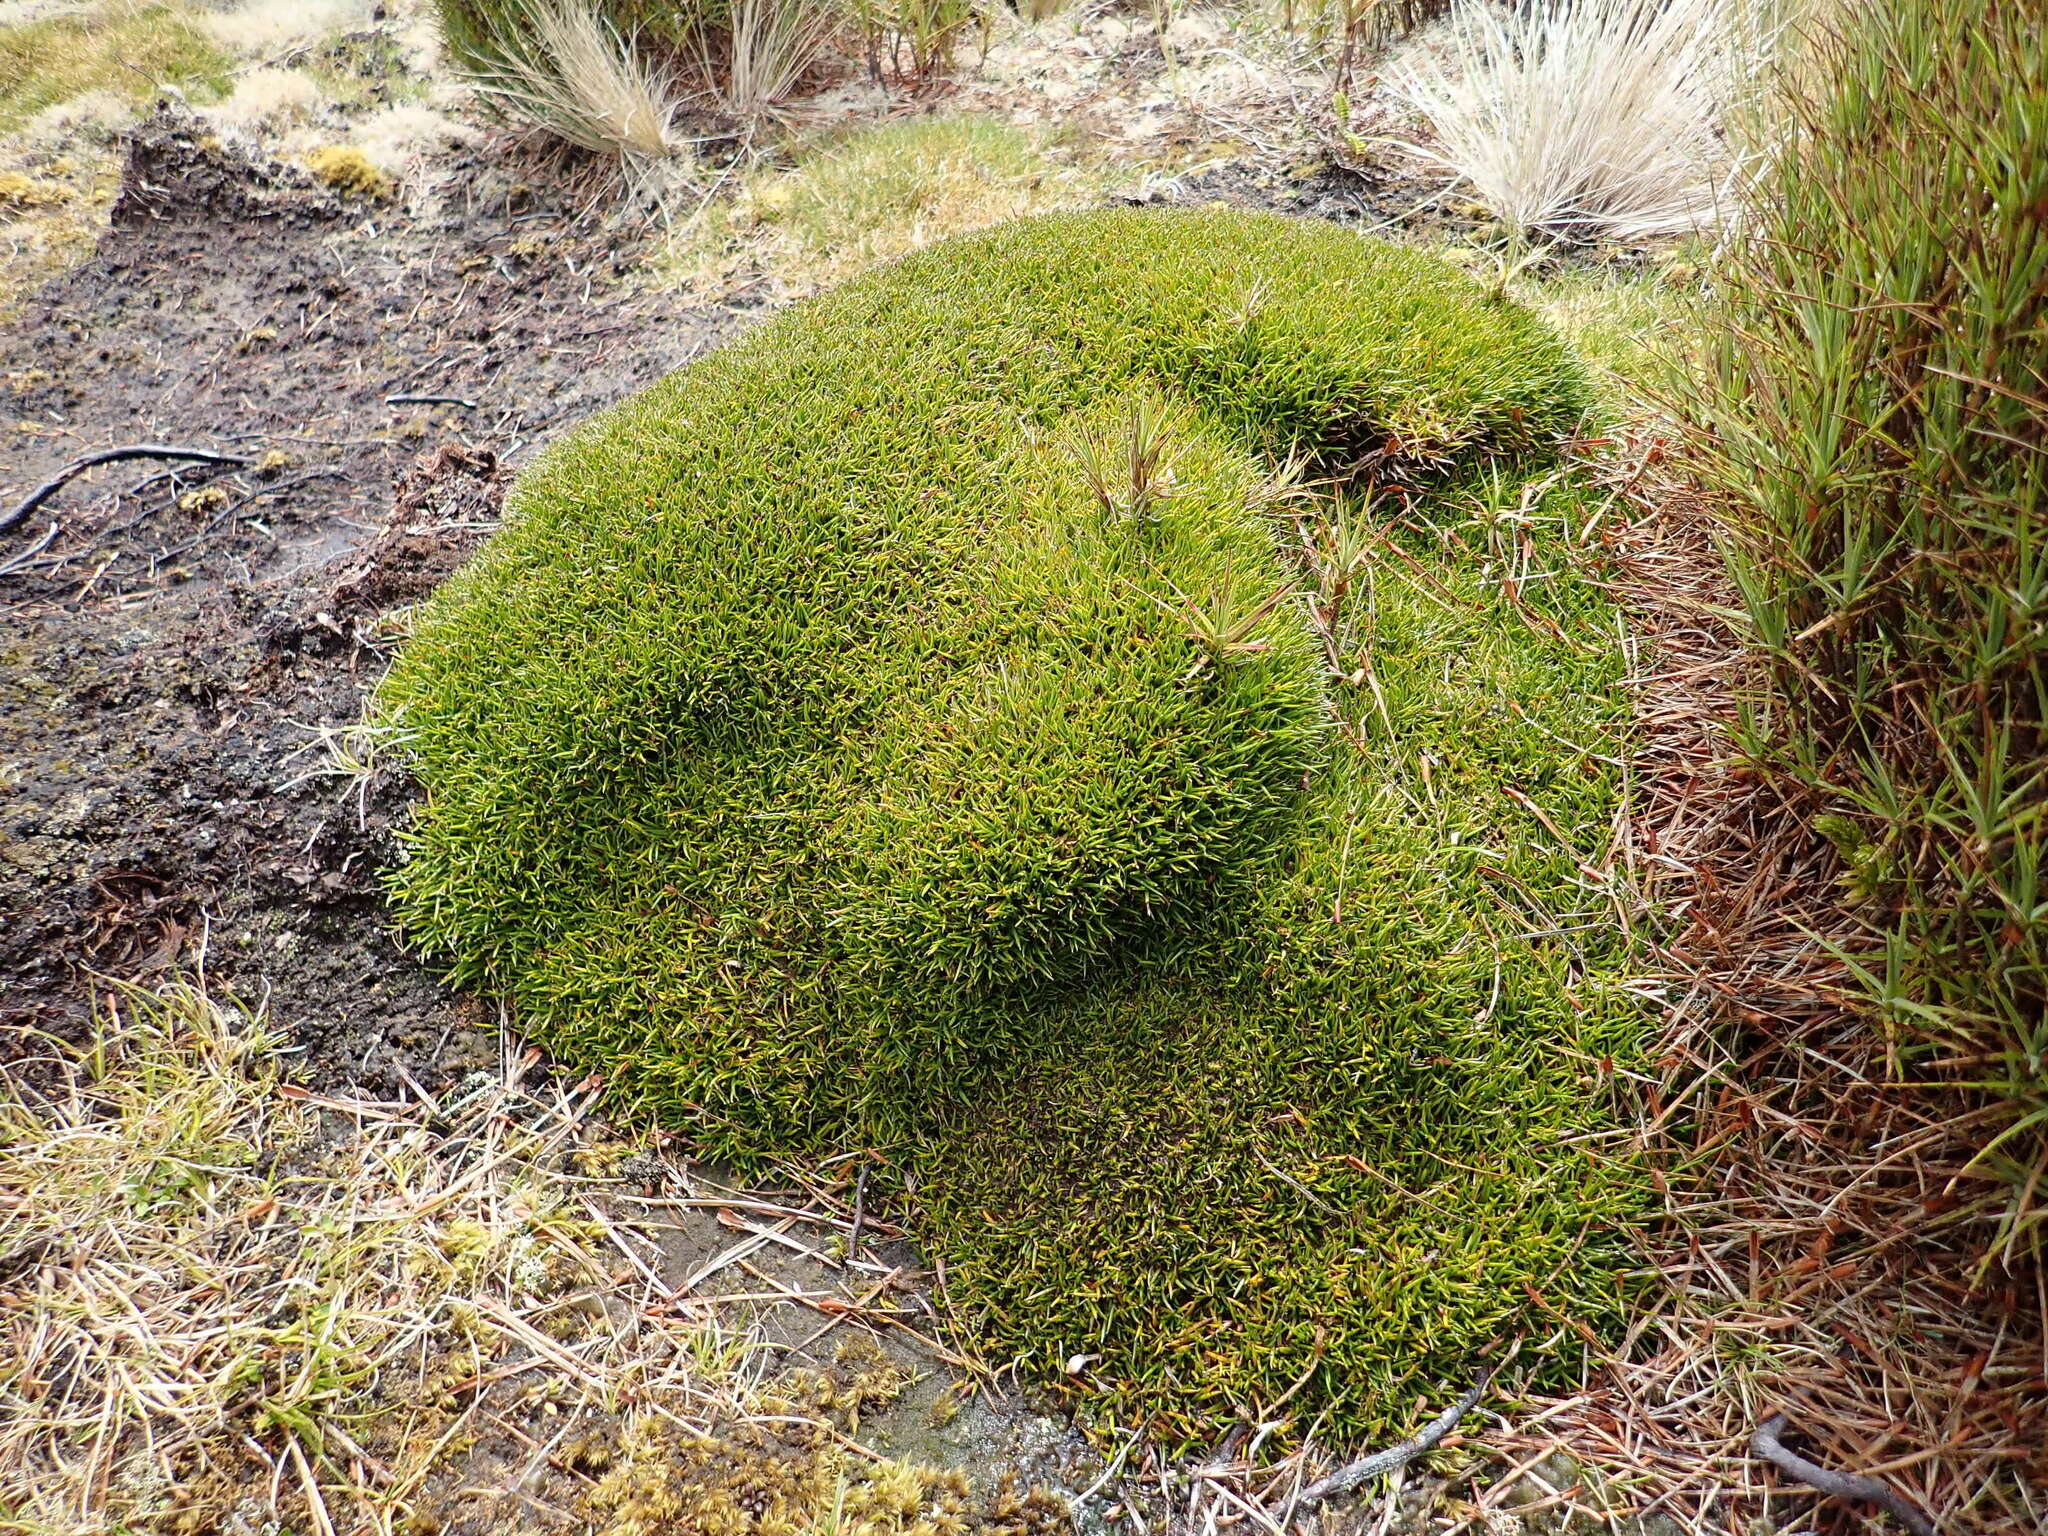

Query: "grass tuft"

xmin=667 ymin=116 xmax=1106 ymax=301
xmin=1387 ymin=0 xmax=1769 ymax=243
xmin=0 ymin=3 xmax=232 ymax=133
xmin=716 ymin=0 xmax=838 ymax=116
xmin=436 ymin=0 xmax=689 ymax=160
xmin=382 ymin=207 xmax=1644 ymax=1442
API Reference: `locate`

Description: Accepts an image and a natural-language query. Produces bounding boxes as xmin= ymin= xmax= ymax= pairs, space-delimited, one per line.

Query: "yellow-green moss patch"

xmin=384 ymin=207 xmax=1645 ymax=1444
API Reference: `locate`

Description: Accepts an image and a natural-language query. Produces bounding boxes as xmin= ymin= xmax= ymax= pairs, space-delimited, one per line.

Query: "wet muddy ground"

xmin=0 ymin=107 xmax=724 ymax=1079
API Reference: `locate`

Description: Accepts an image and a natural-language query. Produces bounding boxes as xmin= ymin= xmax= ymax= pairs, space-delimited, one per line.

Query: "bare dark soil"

xmin=0 ymin=106 xmax=727 ymax=1090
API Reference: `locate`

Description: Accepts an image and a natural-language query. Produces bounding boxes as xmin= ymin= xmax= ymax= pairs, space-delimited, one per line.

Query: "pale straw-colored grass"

xmin=0 ymin=973 xmax=748 ymax=1535
xmin=1386 ymin=0 xmax=1772 ymax=241
xmin=468 ymin=0 xmax=687 ymax=160
xmin=718 ymin=0 xmax=837 ymax=117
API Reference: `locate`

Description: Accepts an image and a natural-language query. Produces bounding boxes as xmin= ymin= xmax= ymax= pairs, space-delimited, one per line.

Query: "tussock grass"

xmin=384 ymin=208 xmax=1643 ymax=1442
xmin=1680 ymin=0 xmax=2048 ymax=1257
xmin=0 ymin=974 xmax=745 ymax=1534
xmin=1387 ymin=0 xmax=1767 ymax=243
xmin=437 ymin=0 xmax=688 ymax=160
xmin=0 ymin=3 xmax=231 ymax=132
xmin=717 ymin=0 xmax=837 ymax=116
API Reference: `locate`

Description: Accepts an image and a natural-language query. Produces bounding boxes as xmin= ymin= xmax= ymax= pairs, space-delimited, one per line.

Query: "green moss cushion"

xmin=383 ymin=207 xmax=1644 ymax=1441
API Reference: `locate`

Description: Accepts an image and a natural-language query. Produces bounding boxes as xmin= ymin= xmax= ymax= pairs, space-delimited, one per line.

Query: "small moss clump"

xmin=385 ymin=208 xmax=1644 ymax=1443
xmin=0 ymin=172 xmax=71 ymax=212
xmin=304 ymin=145 xmax=393 ymax=200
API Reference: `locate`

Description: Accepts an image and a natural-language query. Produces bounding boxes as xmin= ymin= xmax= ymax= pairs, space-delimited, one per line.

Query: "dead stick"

xmin=2 ymin=444 xmax=249 ymax=535
xmin=0 ymin=520 xmax=59 ymax=578
xmin=848 ymin=1160 xmax=870 ymax=1263
xmin=1296 ymin=1364 xmax=1496 ymax=1504
xmin=1752 ymin=1414 xmax=1936 ymax=1536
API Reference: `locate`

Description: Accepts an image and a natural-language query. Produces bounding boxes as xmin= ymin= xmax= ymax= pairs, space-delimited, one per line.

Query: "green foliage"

xmin=384 ymin=207 xmax=1641 ymax=1441
xmin=663 ymin=117 xmax=1106 ymax=301
xmin=1681 ymin=0 xmax=2048 ymax=1254
xmin=0 ymin=5 xmax=230 ymax=131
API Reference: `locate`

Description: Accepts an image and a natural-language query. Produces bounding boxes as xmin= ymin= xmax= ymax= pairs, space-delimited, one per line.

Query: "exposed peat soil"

xmin=0 ymin=108 xmax=711 ymax=1079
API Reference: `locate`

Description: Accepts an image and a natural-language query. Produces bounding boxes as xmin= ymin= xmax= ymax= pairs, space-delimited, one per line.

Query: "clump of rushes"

xmin=1681 ymin=0 xmax=2048 ymax=1258
xmin=383 ymin=207 xmax=1642 ymax=1442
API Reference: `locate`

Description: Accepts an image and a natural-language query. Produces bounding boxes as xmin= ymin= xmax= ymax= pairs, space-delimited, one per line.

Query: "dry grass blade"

xmin=0 ymin=973 xmax=747 ymax=1535
xmin=1385 ymin=0 xmax=1770 ymax=241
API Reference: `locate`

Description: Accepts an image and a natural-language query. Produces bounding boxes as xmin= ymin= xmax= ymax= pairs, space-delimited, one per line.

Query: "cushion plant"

xmin=382 ymin=207 xmax=1644 ymax=1442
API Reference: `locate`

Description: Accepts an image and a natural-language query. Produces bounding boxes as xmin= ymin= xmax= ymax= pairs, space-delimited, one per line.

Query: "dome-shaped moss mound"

xmin=384 ymin=208 xmax=1645 ymax=1442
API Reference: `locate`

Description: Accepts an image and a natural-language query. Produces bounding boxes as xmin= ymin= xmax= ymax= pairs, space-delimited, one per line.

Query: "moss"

xmin=0 ymin=6 xmax=231 ymax=132
xmin=176 ymin=484 xmax=231 ymax=514
xmin=303 ymin=145 xmax=393 ymax=200
xmin=586 ymin=1359 xmax=1067 ymax=1536
xmin=384 ymin=207 xmax=1643 ymax=1444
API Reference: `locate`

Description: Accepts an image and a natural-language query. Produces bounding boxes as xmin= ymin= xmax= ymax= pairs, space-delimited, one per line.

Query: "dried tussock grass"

xmin=201 ymin=0 xmax=384 ymax=54
xmin=0 ymin=971 xmax=755 ymax=1536
xmin=211 ymin=66 xmax=330 ymax=132
xmin=717 ymin=0 xmax=837 ymax=117
xmin=463 ymin=0 xmax=687 ymax=161
xmin=1386 ymin=0 xmax=1768 ymax=242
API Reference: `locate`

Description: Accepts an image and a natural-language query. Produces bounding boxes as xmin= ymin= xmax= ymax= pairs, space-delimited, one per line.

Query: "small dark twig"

xmin=848 ymin=1160 xmax=870 ymax=1264
xmin=385 ymin=394 xmax=478 ymax=410
xmin=1296 ymin=1364 xmax=1496 ymax=1505
xmin=1 ymin=444 xmax=249 ymax=536
xmin=1752 ymin=1414 xmax=1937 ymax=1536
xmin=0 ymin=520 xmax=59 ymax=578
